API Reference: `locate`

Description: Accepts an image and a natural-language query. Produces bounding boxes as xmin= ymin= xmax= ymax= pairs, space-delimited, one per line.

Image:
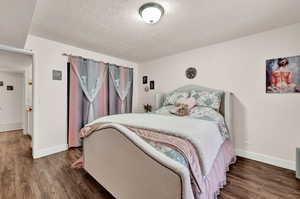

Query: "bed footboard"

xmin=83 ymin=124 xmax=188 ymax=199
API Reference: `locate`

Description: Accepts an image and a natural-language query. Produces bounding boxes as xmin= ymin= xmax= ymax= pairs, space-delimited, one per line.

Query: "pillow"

xmin=190 ymin=90 xmax=223 ymax=111
xmin=176 ymin=98 xmax=196 ymax=110
xmin=163 ymin=91 xmax=189 ymax=106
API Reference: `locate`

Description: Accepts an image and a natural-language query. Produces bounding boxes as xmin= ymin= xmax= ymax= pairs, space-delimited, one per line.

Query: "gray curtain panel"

xmin=108 ymin=64 xmax=134 ymax=114
xmin=68 ymin=56 xmax=109 ymax=147
xmin=72 ymin=57 xmax=108 ymax=123
xmin=68 ymin=57 xmax=133 ymax=148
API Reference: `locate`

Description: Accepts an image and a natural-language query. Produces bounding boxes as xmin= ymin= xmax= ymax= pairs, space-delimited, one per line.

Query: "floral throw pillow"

xmin=190 ymin=90 xmax=223 ymax=111
xmin=163 ymin=91 xmax=189 ymax=106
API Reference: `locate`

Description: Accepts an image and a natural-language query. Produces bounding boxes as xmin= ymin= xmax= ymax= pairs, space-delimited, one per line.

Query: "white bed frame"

xmin=83 ymin=85 xmax=232 ymax=199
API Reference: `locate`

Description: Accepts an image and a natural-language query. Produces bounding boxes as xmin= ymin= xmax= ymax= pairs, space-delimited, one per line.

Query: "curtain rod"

xmin=62 ymin=53 xmax=133 ymax=69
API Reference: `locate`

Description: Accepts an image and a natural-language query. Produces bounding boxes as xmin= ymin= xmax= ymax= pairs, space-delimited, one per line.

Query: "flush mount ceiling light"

xmin=139 ymin=2 xmax=164 ymax=24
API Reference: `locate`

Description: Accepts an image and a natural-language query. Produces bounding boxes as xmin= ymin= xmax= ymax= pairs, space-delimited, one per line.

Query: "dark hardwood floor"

xmin=1 ymin=130 xmax=300 ymax=199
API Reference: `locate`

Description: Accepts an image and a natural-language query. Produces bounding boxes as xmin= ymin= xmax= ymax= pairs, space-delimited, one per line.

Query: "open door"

xmin=0 ymin=44 xmax=35 ymax=157
xmin=24 ymin=67 xmax=33 ymax=136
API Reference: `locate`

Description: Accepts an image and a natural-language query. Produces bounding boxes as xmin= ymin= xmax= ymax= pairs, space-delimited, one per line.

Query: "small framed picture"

xmin=53 ymin=70 xmax=62 ymax=80
xmin=142 ymin=76 xmax=148 ymax=84
xmin=7 ymin=86 xmax=13 ymax=91
xmin=150 ymin=80 xmax=155 ymax=90
xmin=0 ymin=81 xmax=3 ymax=86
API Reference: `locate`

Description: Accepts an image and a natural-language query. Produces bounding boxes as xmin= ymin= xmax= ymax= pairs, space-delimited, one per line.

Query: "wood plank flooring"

xmin=1 ymin=130 xmax=300 ymax=199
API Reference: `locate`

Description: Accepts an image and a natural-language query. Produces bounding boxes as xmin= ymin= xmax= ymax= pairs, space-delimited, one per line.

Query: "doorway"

xmin=0 ymin=44 xmax=35 ymax=157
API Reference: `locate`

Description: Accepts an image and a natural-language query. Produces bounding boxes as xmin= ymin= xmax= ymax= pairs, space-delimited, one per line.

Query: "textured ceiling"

xmin=0 ymin=50 xmax=32 ymax=72
xmin=30 ymin=0 xmax=300 ymax=62
xmin=0 ymin=0 xmax=36 ymax=48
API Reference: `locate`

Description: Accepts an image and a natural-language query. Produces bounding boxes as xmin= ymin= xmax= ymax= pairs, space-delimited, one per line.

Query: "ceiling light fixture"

xmin=139 ymin=2 xmax=164 ymax=24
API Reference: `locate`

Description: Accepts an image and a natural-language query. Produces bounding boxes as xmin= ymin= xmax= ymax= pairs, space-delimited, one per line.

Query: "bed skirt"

xmin=196 ymin=140 xmax=236 ymax=199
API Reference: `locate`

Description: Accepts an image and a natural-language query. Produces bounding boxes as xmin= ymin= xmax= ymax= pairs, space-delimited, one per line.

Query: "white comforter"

xmin=90 ymin=113 xmax=224 ymax=176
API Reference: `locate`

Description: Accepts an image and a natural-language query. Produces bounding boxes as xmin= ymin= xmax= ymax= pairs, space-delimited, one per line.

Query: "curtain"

xmin=68 ymin=57 xmax=134 ymax=148
xmin=68 ymin=56 xmax=108 ymax=147
xmin=108 ymin=64 xmax=134 ymax=114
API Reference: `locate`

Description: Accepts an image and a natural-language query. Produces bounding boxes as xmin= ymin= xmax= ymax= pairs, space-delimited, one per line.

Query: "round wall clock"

xmin=185 ymin=67 xmax=197 ymax=79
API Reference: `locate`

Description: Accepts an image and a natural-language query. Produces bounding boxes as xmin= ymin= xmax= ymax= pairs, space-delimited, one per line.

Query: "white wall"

xmin=0 ymin=72 xmax=24 ymax=132
xmin=25 ymin=35 xmax=139 ymax=158
xmin=138 ymin=23 xmax=300 ymax=170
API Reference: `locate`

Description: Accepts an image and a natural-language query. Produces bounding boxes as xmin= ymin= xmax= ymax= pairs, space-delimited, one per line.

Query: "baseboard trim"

xmin=236 ymin=149 xmax=295 ymax=171
xmin=0 ymin=123 xmax=23 ymax=132
xmin=33 ymin=144 xmax=68 ymax=159
xmin=32 ymin=146 xmax=295 ymax=170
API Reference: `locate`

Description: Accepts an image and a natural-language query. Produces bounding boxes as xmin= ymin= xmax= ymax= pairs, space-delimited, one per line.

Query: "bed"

xmin=82 ymin=85 xmax=236 ymax=199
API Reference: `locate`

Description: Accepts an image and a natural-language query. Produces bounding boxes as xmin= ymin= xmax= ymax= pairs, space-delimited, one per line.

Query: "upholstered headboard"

xmin=154 ymin=85 xmax=233 ymax=133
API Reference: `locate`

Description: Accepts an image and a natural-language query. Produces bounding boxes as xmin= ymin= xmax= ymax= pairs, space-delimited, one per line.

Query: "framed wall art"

xmin=142 ymin=76 xmax=148 ymax=84
xmin=7 ymin=86 xmax=14 ymax=91
xmin=266 ymin=55 xmax=300 ymax=93
xmin=150 ymin=80 xmax=155 ymax=90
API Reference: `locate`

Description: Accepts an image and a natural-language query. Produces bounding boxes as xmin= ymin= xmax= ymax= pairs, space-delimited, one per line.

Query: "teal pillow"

xmin=190 ymin=90 xmax=223 ymax=111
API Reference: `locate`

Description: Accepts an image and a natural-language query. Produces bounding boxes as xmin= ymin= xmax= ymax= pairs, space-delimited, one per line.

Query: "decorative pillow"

xmin=163 ymin=91 xmax=189 ymax=106
xmin=190 ymin=90 xmax=223 ymax=111
xmin=176 ymin=98 xmax=196 ymax=110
